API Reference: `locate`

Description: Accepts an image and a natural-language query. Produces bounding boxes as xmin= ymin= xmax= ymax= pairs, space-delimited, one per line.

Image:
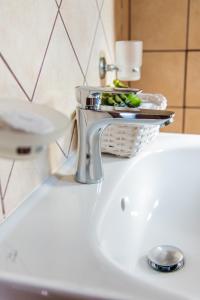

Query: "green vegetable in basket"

xmin=100 ymin=79 xmax=142 ymax=108
xmin=101 ymin=93 xmax=141 ymax=107
xmin=114 ymin=94 xmax=123 ymax=104
xmin=119 ymin=93 xmax=127 ymax=101
xmin=107 ymin=97 xmax=116 ymax=106
xmin=113 ymin=79 xmax=128 ymax=88
xmin=126 ymin=93 xmax=141 ymax=107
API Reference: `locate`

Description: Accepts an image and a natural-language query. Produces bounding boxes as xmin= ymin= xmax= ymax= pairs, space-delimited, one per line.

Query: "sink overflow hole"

xmin=121 ymin=198 xmax=126 ymax=211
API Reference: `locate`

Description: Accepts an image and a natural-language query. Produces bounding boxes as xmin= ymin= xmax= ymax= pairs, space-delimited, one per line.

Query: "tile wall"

xmin=0 ymin=0 xmax=115 ymax=221
xmin=119 ymin=0 xmax=200 ymax=134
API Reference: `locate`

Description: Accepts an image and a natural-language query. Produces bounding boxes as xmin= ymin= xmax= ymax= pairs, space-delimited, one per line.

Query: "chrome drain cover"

xmin=147 ymin=245 xmax=184 ymax=272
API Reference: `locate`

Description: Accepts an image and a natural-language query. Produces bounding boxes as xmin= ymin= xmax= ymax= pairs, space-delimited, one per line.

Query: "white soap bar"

xmin=0 ymin=110 xmax=54 ymax=134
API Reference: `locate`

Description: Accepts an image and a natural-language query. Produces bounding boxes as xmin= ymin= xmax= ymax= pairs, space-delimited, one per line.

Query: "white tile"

xmin=0 ymin=160 xmax=14 ymax=199
xmin=0 ymin=0 xmax=115 ymax=221
xmin=34 ymin=16 xmax=84 ymax=119
xmin=96 ymin=0 xmax=104 ymax=9
xmin=33 ymin=16 xmax=83 ymax=169
xmin=49 ymin=122 xmax=75 ymax=173
xmin=86 ymin=20 xmax=115 ymax=86
xmin=0 ymin=59 xmax=32 ymax=218
xmin=55 ymin=0 xmax=62 ymax=6
xmin=0 ymin=59 xmax=29 ymax=101
xmin=4 ymin=152 xmax=50 ymax=216
xmin=0 ymin=201 xmax=3 ymax=222
xmin=0 ymin=158 xmax=14 ymax=218
xmin=60 ymin=0 xmax=99 ymax=74
xmin=0 ymin=0 xmax=58 ymax=97
xmin=100 ymin=0 xmax=115 ymax=62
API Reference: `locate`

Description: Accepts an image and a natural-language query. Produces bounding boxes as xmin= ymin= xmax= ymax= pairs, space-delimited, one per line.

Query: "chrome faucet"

xmin=75 ymin=86 xmax=174 ymax=184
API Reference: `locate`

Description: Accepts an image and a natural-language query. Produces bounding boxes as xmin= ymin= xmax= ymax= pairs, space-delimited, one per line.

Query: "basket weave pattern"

xmin=101 ymin=93 xmax=167 ymax=158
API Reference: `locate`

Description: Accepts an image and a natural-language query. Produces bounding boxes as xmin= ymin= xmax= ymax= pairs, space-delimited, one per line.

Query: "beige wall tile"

xmin=97 ymin=0 xmax=104 ymax=8
xmin=34 ymin=17 xmax=84 ymax=119
xmin=161 ymin=107 xmax=183 ymax=133
xmin=0 ymin=160 xmax=15 ymax=202
xmin=188 ymin=0 xmax=200 ymax=49
xmin=0 ymin=0 xmax=57 ymax=97
xmin=0 ymin=1 xmax=115 ymax=219
xmin=4 ymin=153 xmax=50 ymax=216
xmin=0 ymin=204 xmax=3 ymax=223
xmin=2 ymin=16 xmax=84 ymax=216
xmin=0 ymin=59 xmax=28 ymax=102
xmin=101 ymin=0 xmax=115 ymax=61
xmin=185 ymin=108 xmax=200 ymax=133
xmin=131 ymin=0 xmax=188 ymax=50
xmin=60 ymin=0 xmax=99 ymax=74
xmin=186 ymin=52 xmax=200 ymax=107
xmin=86 ymin=21 xmax=115 ymax=86
xmin=131 ymin=52 xmax=185 ymax=107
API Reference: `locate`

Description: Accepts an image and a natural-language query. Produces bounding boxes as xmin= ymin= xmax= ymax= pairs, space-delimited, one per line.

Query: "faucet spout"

xmin=75 ymin=106 xmax=174 ymax=184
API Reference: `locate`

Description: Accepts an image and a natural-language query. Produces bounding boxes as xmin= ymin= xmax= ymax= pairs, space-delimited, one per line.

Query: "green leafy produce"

xmin=113 ymin=79 xmax=128 ymax=88
xmin=107 ymin=97 xmax=116 ymax=106
xmin=119 ymin=93 xmax=127 ymax=101
xmin=127 ymin=94 xmax=141 ymax=107
xmin=101 ymin=79 xmax=141 ymax=107
xmin=114 ymin=95 xmax=123 ymax=104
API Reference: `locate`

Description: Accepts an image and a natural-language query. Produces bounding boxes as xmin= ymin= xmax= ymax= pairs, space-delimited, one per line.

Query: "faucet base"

xmin=75 ymin=174 xmax=103 ymax=185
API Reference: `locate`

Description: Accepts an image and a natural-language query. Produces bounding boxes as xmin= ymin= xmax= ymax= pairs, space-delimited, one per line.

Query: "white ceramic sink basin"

xmin=0 ymin=133 xmax=199 ymax=299
xmin=97 ymin=135 xmax=200 ymax=300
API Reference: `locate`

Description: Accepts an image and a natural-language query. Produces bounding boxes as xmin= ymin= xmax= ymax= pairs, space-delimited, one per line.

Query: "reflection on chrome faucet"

xmin=75 ymin=86 xmax=175 ymax=184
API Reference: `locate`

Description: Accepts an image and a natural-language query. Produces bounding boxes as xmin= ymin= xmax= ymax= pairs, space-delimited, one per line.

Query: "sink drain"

xmin=147 ymin=245 xmax=184 ymax=272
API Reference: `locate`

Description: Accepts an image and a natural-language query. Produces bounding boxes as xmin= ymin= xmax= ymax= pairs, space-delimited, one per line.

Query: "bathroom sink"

xmin=96 ymin=133 xmax=200 ymax=300
xmin=0 ymin=133 xmax=199 ymax=299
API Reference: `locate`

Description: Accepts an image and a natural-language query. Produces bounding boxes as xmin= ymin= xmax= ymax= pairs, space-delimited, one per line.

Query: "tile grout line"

xmin=182 ymin=0 xmax=191 ymax=133
xmin=55 ymin=0 xmax=103 ymax=157
xmin=0 ymin=180 xmax=2 ymax=200
xmin=95 ymin=0 xmax=105 ymax=19
xmin=99 ymin=16 xmax=114 ymax=62
xmin=0 ymin=52 xmax=31 ymax=102
xmin=182 ymin=106 xmax=200 ymax=109
xmin=96 ymin=0 xmax=114 ymax=62
xmin=168 ymin=106 xmax=186 ymax=109
xmin=56 ymin=118 xmax=77 ymax=160
xmin=1 ymin=160 xmax=15 ymax=216
xmin=144 ymin=49 xmax=200 ymax=52
xmin=55 ymin=0 xmax=60 ymax=6
xmin=55 ymin=0 xmax=86 ymax=82
xmin=0 ymin=178 xmax=3 ymax=206
xmin=0 ymin=1 xmax=65 ymax=215
xmin=83 ymin=0 xmax=104 ymax=84
xmin=143 ymin=49 xmax=186 ymax=53
xmin=31 ymin=0 xmax=63 ymax=102
xmin=2 ymin=161 xmax=15 ymax=200
xmin=53 ymin=0 xmax=85 ymax=158
xmin=56 ymin=141 xmax=68 ymax=159
xmin=0 ymin=180 xmax=5 ymax=216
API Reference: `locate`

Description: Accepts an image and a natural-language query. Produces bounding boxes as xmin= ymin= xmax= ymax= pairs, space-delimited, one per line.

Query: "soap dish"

xmin=0 ymin=99 xmax=67 ymax=159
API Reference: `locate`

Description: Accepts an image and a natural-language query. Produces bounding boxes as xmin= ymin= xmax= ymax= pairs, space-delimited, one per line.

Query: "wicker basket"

xmin=101 ymin=93 xmax=167 ymax=158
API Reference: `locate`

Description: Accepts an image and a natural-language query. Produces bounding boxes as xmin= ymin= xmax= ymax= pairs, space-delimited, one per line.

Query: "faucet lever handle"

xmin=86 ymin=94 xmax=101 ymax=110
